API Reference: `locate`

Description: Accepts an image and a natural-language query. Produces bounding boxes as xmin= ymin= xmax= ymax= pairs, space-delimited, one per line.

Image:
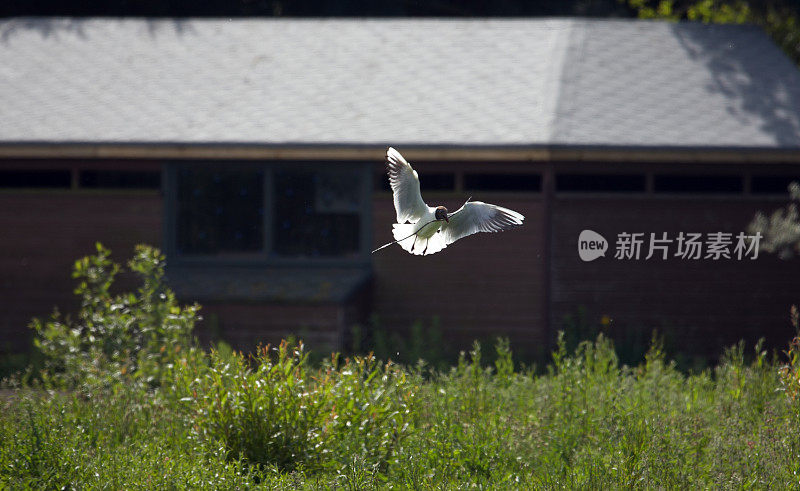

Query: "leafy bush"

xmin=176 ymin=340 xmax=416 ymax=474
xmin=179 ymin=341 xmax=327 ymax=471
xmin=318 ymin=350 xmax=416 ymax=473
xmin=30 ymin=243 xmax=200 ymax=390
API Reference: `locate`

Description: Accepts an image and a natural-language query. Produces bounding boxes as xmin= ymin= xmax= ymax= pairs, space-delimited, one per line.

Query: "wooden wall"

xmin=195 ymin=302 xmax=344 ymax=353
xmin=3 ymin=156 xmax=799 ymax=364
xmin=550 ymin=197 xmax=799 ymax=357
xmin=0 ymin=191 xmax=162 ymax=353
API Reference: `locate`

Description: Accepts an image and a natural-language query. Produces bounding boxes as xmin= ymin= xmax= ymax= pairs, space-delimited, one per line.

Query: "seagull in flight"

xmin=373 ymin=147 xmax=525 ymax=256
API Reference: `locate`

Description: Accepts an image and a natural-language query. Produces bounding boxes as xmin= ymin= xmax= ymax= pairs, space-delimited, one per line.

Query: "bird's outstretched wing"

xmin=386 ymin=147 xmax=428 ymax=224
xmin=442 ymin=200 xmax=524 ymax=246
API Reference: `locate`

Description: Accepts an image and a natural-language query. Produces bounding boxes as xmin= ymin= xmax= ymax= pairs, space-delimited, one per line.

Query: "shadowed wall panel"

xmin=0 ymin=192 xmax=162 ymax=353
xmin=196 ymin=303 xmax=344 ymax=353
xmin=551 ymin=197 xmax=799 ymax=358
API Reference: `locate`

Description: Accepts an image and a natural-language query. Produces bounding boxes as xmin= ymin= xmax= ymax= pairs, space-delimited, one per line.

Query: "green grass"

xmin=2 ymin=244 xmax=799 ymax=488
xmin=2 ymin=335 xmax=799 ymax=489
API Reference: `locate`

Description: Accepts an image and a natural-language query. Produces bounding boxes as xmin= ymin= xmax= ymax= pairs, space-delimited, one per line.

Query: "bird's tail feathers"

xmin=373 ymin=220 xmax=447 ymax=255
xmin=422 ymin=230 xmax=448 ymax=255
xmin=392 ymin=223 xmax=419 ymax=253
xmin=390 ymin=223 xmax=449 ymax=256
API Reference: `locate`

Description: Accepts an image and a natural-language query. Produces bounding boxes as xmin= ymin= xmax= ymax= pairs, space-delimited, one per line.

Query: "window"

xmin=0 ymin=170 xmax=71 ymax=189
xmin=419 ymin=173 xmax=456 ymax=191
xmin=171 ymin=162 xmax=368 ymax=261
xmin=654 ymin=175 xmax=742 ymax=194
xmin=465 ymin=173 xmax=541 ymax=192
xmin=177 ymin=166 xmax=264 ymax=255
xmin=273 ymin=170 xmax=361 ymax=257
xmin=377 ymin=172 xmax=455 ymax=192
xmin=556 ymin=174 xmax=645 ymax=193
xmin=751 ymin=175 xmax=800 ymax=195
xmin=79 ymin=170 xmax=161 ymax=189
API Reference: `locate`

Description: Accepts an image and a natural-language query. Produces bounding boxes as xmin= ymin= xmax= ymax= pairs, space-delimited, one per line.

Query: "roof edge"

xmin=0 ymin=143 xmax=799 ymax=163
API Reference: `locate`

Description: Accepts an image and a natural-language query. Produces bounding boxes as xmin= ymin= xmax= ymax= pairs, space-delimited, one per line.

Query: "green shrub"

xmin=177 ymin=340 xmax=417 ymax=474
xmin=181 ymin=341 xmax=327 ymax=471
xmin=30 ymin=243 xmax=200 ymax=390
xmin=319 ymin=350 xmax=417 ymax=473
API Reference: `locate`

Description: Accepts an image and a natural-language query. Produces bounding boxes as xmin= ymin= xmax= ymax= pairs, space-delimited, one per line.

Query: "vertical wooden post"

xmin=542 ymin=160 xmax=555 ymax=351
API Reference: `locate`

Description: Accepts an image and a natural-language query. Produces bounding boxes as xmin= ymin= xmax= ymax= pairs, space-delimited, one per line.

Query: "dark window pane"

xmin=556 ymin=174 xmax=645 ymax=192
xmin=0 ymin=170 xmax=71 ymax=188
xmin=465 ymin=173 xmax=541 ymax=192
xmin=376 ymin=173 xmax=387 ymax=192
xmin=654 ymin=175 xmax=742 ymax=194
xmin=273 ymin=170 xmax=361 ymax=257
xmin=751 ymin=175 xmax=800 ymax=195
xmin=176 ymin=166 xmax=263 ymax=255
xmin=378 ymin=173 xmax=454 ymax=191
xmin=80 ymin=170 xmax=160 ymax=189
xmin=419 ymin=173 xmax=455 ymax=191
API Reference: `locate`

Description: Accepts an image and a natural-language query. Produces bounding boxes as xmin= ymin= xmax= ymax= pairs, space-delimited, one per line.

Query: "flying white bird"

xmin=373 ymin=147 xmax=525 ymax=256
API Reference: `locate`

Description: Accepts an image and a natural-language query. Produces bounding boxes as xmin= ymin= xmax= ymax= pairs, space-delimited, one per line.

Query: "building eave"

xmin=0 ymin=142 xmax=799 ymax=163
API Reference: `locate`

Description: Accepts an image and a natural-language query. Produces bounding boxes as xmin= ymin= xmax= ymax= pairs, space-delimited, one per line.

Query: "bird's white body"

xmin=376 ymin=147 xmax=525 ymax=256
xmin=411 ymin=208 xmax=442 ymax=238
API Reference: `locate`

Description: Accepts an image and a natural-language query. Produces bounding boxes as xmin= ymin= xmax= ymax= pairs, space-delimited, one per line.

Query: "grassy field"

xmin=1 ymin=336 xmax=799 ymax=488
xmin=1 ymin=245 xmax=800 ymax=488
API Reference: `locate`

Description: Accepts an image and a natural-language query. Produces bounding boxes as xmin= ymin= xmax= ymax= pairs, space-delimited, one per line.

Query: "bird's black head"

xmin=435 ymin=206 xmax=449 ymax=222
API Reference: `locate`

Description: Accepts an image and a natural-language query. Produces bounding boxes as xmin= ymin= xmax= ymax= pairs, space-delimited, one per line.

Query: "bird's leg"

xmin=422 ymin=238 xmax=428 ymax=255
xmin=411 ymin=235 xmax=418 ymax=252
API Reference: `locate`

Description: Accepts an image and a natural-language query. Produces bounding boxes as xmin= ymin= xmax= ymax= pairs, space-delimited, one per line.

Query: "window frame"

xmin=550 ymin=162 xmax=800 ymax=201
xmin=555 ymin=173 xmax=646 ymax=194
xmin=652 ymin=173 xmax=743 ymax=195
xmin=164 ymin=160 xmax=373 ymax=267
xmin=0 ymin=159 xmax=163 ymax=195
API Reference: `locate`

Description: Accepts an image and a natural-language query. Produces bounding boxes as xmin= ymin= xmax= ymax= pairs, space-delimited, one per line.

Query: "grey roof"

xmin=1 ymin=17 xmax=799 ymax=148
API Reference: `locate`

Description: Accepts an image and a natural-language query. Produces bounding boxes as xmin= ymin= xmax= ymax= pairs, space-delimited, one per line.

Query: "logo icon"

xmin=578 ymin=230 xmax=608 ymax=262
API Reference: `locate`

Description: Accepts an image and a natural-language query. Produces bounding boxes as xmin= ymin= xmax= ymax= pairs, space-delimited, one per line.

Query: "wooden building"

xmin=1 ymin=18 xmax=799 ymax=358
